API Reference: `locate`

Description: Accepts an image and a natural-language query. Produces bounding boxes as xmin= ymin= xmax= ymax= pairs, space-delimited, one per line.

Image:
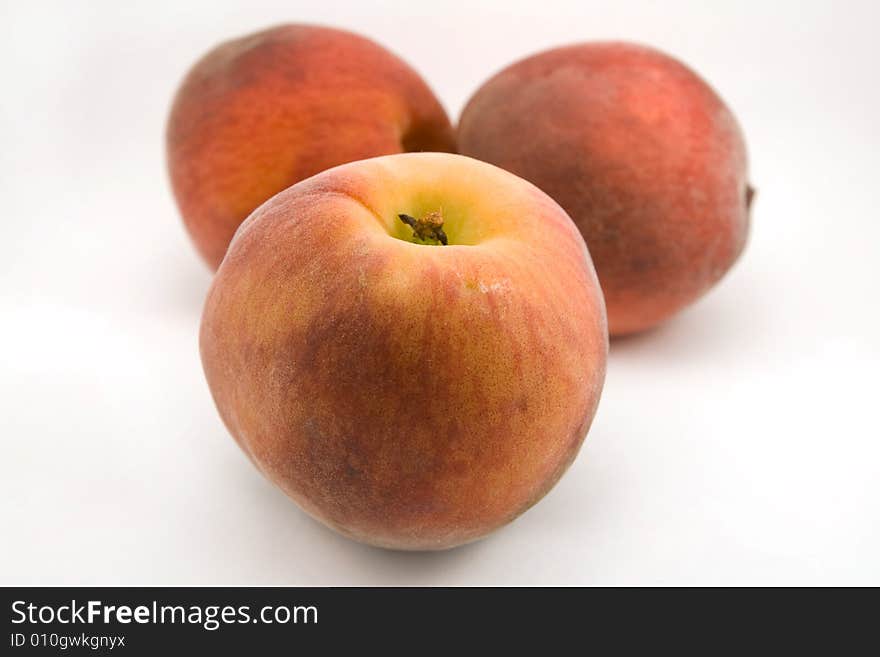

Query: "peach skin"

xmin=167 ymin=24 xmax=455 ymax=269
xmin=200 ymin=153 xmax=608 ymax=550
xmin=458 ymin=42 xmax=753 ymax=336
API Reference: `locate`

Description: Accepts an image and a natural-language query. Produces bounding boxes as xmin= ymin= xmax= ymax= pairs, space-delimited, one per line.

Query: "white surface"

xmin=2 ymin=0 xmax=879 ymax=585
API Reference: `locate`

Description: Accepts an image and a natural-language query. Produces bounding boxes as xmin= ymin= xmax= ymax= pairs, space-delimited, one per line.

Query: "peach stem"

xmin=398 ymin=211 xmax=448 ymax=245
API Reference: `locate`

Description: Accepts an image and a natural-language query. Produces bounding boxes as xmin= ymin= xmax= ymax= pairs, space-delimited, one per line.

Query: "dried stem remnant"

xmin=398 ymin=211 xmax=448 ymax=245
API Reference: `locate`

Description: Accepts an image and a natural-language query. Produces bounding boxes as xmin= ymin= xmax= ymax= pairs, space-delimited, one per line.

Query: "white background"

xmin=2 ymin=0 xmax=878 ymax=585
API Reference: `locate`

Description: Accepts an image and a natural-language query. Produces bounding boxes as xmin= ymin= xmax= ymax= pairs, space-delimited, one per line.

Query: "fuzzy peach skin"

xmin=167 ymin=24 xmax=455 ymax=269
xmin=458 ymin=42 xmax=752 ymax=336
xmin=200 ymin=153 xmax=607 ymax=550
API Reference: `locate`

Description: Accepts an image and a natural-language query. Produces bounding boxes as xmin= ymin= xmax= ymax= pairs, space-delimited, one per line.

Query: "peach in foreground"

xmin=200 ymin=153 xmax=608 ymax=549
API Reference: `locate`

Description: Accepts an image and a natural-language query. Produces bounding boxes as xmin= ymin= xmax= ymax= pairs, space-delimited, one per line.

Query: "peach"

xmin=458 ymin=42 xmax=752 ymax=335
xmin=167 ymin=24 xmax=455 ymax=269
xmin=200 ymin=153 xmax=608 ymax=550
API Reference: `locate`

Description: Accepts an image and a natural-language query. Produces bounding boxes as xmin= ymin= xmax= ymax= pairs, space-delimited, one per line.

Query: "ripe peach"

xmin=458 ymin=42 xmax=752 ymax=335
xmin=167 ymin=24 xmax=455 ymax=269
xmin=200 ymin=153 xmax=608 ymax=550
